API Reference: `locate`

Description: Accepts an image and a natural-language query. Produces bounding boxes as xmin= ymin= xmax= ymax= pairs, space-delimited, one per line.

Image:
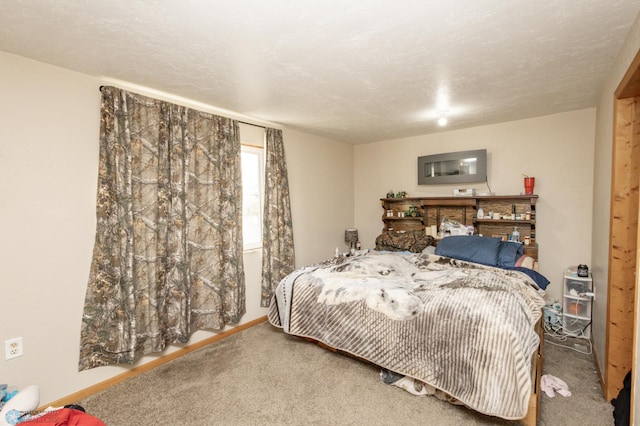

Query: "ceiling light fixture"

xmin=437 ymin=111 xmax=448 ymax=126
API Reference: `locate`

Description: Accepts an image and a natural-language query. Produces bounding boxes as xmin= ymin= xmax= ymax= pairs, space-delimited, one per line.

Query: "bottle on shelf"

xmin=511 ymin=227 xmax=520 ymax=242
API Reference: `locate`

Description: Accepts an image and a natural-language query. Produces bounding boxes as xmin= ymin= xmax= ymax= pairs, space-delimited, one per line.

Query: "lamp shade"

xmin=345 ymin=228 xmax=358 ymax=244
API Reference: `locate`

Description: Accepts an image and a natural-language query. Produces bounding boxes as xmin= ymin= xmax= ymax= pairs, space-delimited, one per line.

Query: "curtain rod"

xmin=239 ymin=121 xmax=266 ymax=129
xmin=99 ymin=87 xmax=267 ymax=129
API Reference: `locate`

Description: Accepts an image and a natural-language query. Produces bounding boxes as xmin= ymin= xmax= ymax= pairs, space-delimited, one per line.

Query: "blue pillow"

xmin=497 ymin=241 xmax=524 ymax=268
xmin=508 ymin=267 xmax=551 ymax=290
xmin=435 ymin=235 xmax=501 ymax=267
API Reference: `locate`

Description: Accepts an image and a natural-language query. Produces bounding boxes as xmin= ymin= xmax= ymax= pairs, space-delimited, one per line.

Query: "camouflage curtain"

xmin=260 ymin=128 xmax=295 ymax=306
xmin=79 ymin=87 xmax=245 ymax=371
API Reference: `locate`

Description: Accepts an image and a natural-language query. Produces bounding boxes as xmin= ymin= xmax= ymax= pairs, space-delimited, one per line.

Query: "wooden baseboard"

xmin=591 ymin=335 xmax=606 ymax=398
xmin=41 ymin=316 xmax=268 ymax=410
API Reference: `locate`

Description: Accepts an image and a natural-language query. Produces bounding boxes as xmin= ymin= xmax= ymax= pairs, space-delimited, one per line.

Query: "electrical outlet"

xmin=5 ymin=337 xmax=23 ymax=360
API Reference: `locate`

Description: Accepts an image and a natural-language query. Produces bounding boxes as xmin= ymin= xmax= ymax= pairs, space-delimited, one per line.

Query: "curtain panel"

xmin=261 ymin=128 xmax=295 ymax=306
xmin=79 ymin=87 xmax=245 ymax=371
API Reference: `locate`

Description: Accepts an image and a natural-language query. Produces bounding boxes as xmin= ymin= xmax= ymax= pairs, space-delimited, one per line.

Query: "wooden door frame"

xmin=607 ymin=47 xmax=640 ymax=421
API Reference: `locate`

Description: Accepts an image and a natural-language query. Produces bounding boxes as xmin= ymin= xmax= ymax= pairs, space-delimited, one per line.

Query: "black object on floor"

xmin=612 ymin=370 xmax=631 ymax=426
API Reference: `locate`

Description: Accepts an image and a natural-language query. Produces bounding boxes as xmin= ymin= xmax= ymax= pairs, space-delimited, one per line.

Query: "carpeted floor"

xmin=78 ymin=321 xmax=614 ymax=425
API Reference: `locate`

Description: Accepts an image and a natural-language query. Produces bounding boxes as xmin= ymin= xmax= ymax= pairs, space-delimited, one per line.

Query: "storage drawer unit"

xmin=562 ymin=267 xmax=593 ymax=338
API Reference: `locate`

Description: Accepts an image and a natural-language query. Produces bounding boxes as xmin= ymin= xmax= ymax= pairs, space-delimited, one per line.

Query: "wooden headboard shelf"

xmin=380 ymin=195 xmax=539 ymax=260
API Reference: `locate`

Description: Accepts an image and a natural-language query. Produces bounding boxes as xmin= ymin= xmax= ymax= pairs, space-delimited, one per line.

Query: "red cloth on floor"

xmin=19 ymin=408 xmax=105 ymax=426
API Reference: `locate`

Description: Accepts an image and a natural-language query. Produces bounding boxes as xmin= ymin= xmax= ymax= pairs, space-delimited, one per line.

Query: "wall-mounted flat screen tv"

xmin=417 ymin=149 xmax=487 ymax=185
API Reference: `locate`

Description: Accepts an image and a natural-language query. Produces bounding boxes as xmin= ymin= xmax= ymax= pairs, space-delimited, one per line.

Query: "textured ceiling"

xmin=1 ymin=1 xmax=639 ymax=144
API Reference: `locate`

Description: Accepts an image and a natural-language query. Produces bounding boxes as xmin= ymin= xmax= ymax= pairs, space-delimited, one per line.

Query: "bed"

xmin=268 ymin=233 xmax=548 ymax=423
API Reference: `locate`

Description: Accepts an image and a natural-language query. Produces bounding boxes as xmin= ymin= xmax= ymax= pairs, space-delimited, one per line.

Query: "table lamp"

xmin=345 ymin=228 xmax=358 ymax=251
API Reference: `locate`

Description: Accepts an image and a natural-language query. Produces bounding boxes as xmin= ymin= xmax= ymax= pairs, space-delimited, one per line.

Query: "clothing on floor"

xmin=541 ymin=374 xmax=572 ymax=398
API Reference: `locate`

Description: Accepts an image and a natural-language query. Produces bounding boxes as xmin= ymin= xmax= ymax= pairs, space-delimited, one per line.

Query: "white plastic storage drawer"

xmin=564 ymin=278 xmax=591 ymax=295
xmin=563 ymin=296 xmax=592 ymax=318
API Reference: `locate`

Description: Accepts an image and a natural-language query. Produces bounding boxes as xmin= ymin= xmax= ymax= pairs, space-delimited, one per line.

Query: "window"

xmin=241 ymin=144 xmax=264 ymax=250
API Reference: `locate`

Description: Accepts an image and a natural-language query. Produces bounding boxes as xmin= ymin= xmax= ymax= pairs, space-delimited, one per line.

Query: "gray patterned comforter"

xmin=268 ymin=251 xmax=545 ymax=420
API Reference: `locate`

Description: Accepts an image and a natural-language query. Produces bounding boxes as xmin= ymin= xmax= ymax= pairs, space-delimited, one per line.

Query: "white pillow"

xmin=515 ymin=255 xmax=536 ymax=270
xmin=422 ymin=245 xmax=436 ymax=255
xmin=0 ymin=385 xmax=39 ymax=426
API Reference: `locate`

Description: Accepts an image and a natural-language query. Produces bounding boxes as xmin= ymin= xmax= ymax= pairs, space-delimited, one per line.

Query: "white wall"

xmin=284 ymin=128 xmax=355 ymax=265
xmin=0 ymin=51 xmax=354 ymax=405
xmin=354 ymin=109 xmax=596 ymax=305
xmin=592 ymin=13 xmax=640 ymax=396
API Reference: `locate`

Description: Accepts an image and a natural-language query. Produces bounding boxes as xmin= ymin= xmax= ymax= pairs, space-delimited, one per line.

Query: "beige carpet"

xmin=78 ymin=321 xmax=614 ymax=425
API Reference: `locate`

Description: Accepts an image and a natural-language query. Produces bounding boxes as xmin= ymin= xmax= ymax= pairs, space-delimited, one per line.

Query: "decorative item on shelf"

xmin=477 ymin=206 xmax=484 ymax=219
xmin=524 ymin=236 xmax=531 ymax=246
xmin=386 ymin=190 xmax=395 ymax=198
xmin=510 ymin=227 xmax=520 ymax=242
xmin=406 ymin=205 xmax=420 ymax=217
xmin=345 ymin=228 xmax=359 ymax=253
xmin=396 ymin=191 xmax=407 ymax=198
xmin=440 ymin=217 xmax=468 ymax=236
xmin=523 ymin=174 xmax=535 ymax=195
